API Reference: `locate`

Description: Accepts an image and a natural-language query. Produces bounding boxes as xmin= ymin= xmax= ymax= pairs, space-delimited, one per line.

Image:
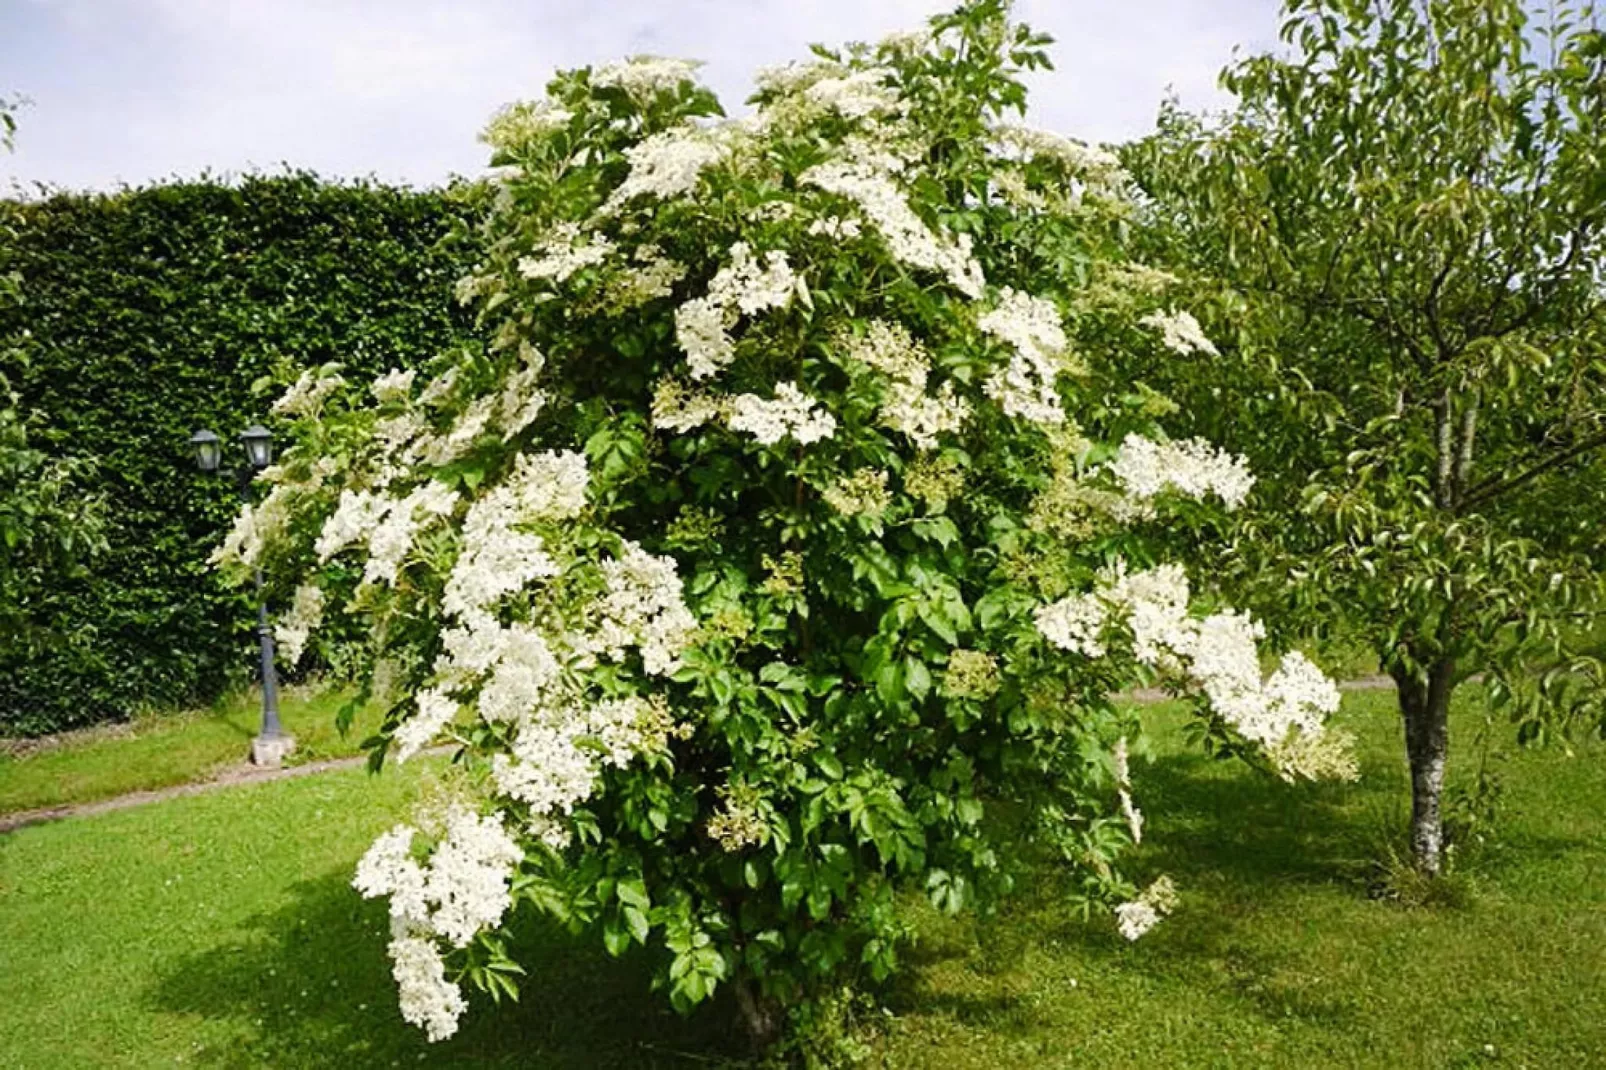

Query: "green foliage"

xmin=1125 ymin=0 xmax=1606 ymax=867
xmin=0 ymin=377 xmax=107 ymax=655
xmin=0 ymin=174 xmax=482 ymax=735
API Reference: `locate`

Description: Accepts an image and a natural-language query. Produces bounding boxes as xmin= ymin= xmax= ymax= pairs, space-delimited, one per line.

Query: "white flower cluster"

xmin=441 ymin=450 xmax=587 ymax=618
xmin=365 ymin=481 xmax=460 ymax=586
xmin=595 ymin=541 xmax=701 ymax=676
xmin=315 ymin=488 xmax=387 ymax=562
xmin=274 ymin=583 xmax=325 ymax=667
xmin=1140 ymin=308 xmax=1219 ymax=357
xmin=592 ymin=55 xmax=703 ymax=99
xmin=517 ymin=223 xmax=616 ymax=283
xmin=979 ymin=287 xmax=1069 ymax=426
xmin=370 ymin=367 xmax=417 ymax=404
xmin=480 ymin=99 xmax=573 ymax=153
xmin=802 ymin=67 xmax=902 ymax=120
xmin=353 ymin=810 xmax=523 ymax=1040
xmin=213 ymin=483 xmax=293 ymax=569
xmin=271 ymin=367 xmax=346 ymax=418
xmin=727 ymin=382 xmax=837 ymax=446
xmin=492 ymin=695 xmax=650 ymax=813
xmin=992 ymin=124 xmax=1131 ymax=199
xmin=842 ymin=320 xmax=969 ymax=449
xmin=675 ymin=242 xmax=803 ymax=380
xmin=1107 ymin=433 xmax=1254 ymax=511
xmin=495 ymin=344 xmax=548 ymax=438
xmin=601 ymin=124 xmax=730 ymax=214
xmin=1114 ymin=875 xmax=1178 ymax=941
xmin=801 ymin=159 xmax=986 ymax=299
xmin=1035 ymin=560 xmax=1350 ymax=781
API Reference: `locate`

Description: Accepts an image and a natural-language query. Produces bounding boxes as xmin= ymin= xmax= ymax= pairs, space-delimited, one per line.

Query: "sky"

xmin=1 ymin=0 xmax=1278 ymax=194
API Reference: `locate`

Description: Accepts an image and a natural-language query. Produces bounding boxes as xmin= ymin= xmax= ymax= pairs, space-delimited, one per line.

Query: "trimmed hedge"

xmin=0 ymin=173 xmax=482 ymax=735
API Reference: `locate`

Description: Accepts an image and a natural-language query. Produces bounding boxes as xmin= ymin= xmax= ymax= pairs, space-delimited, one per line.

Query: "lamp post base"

xmin=250 ymin=734 xmax=297 ymax=768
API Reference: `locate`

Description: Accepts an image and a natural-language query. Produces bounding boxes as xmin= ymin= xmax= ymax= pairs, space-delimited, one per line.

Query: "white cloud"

xmin=2 ymin=0 xmax=1276 ymax=192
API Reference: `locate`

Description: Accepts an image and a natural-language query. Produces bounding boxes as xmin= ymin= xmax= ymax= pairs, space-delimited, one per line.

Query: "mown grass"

xmin=0 ymin=684 xmax=379 ymax=815
xmin=0 ymin=688 xmax=1601 ymax=1068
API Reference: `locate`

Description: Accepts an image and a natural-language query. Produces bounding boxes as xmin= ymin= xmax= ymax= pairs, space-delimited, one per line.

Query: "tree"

xmin=1127 ymin=0 xmax=1606 ymax=875
xmin=218 ymin=2 xmax=1352 ymax=1051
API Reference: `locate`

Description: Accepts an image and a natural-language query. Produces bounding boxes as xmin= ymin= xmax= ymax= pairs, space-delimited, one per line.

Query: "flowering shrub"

xmin=215 ymin=0 xmax=1354 ymax=1048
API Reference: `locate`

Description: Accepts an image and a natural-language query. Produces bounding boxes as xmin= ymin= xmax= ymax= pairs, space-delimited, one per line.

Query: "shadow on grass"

xmin=888 ymin=749 xmax=1389 ymax=1034
xmin=147 ymin=871 xmax=747 ymax=1069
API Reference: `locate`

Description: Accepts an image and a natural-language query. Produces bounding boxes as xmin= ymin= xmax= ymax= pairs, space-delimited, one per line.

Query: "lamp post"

xmin=189 ymin=424 xmax=295 ymax=767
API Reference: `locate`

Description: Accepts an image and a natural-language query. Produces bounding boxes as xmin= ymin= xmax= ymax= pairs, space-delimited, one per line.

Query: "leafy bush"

xmin=221 ymin=1 xmax=1355 ymax=1052
xmin=0 ymin=174 xmax=481 ymax=735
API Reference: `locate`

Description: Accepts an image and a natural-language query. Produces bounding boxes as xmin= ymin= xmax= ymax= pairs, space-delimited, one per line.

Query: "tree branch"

xmin=1459 ymin=430 xmax=1606 ymax=512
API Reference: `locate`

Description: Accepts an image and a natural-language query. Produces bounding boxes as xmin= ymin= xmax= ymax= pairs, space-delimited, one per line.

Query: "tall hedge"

xmin=0 ymin=173 xmax=483 ymax=735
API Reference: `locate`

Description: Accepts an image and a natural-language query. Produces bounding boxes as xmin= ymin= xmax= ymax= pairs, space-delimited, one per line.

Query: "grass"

xmin=0 ymin=688 xmax=1602 ymax=1067
xmin=0 ymin=683 xmax=379 ymax=815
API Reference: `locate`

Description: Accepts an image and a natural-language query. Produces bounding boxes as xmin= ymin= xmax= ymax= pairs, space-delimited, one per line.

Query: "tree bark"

xmin=732 ymin=972 xmax=782 ymax=1052
xmin=1393 ymin=656 xmax=1455 ymax=875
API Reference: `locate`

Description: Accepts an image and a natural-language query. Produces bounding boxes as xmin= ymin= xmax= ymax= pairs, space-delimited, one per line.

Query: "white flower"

xmin=370 ymin=367 xmax=417 ymax=404
xmin=609 ymin=245 xmax=688 ymax=309
xmin=364 ymin=481 xmax=460 ymax=587
xmin=271 ymin=368 xmax=345 ymax=418
xmin=980 ymin=287 xmax=1069 ymax=426
xmin=211 ymin=484 xmax=293 ymax=569
xmin=388 ymin=931 xmax=467 ymax=1042
xmin=801 ymin=159 xmax=985 ymax=298
xmin=1113 ymin=736 xmax=1143 ymax=845
xmin=601 ymin=124 xmax=729 ymax=213
xmin=1115 ymin=899 xmax=1160 ymax=941
xmin=314 ymin=489 xmax=387 ymax=562
xmin=481 ymin=98 xmax=573 ymax=152
xmin=1114 ymin=876 xmax=1179 ymax=941
xmin=674 ymin=243 xmax=803 ymax=380
xmin=393 ymin=687 xmax=459 ymax=763
xmin=992 ymin=124 xmax=1130 ymax=199
xmin=592 ymin=55 xmax=703 ymax=99
xmin=727 ymin=382 xmax=837 ymax=446
xmin=674 ymin=298 xmax=735 ymax=381
xmin=1107 ymin=433 xmax=1254 ymax=510
xmin=802 ymin=67 xmax=902 ymax=120
xmin=475 ymin=625 xmax=564 ymax=724
xmin=1140 ymin=308 xmax=1219 ymax=357
xmin=274 ymin=584 xmax=325 ymax=667
xmin=1034 ymin=592 xmax=1107 ymax=657
xmin=596 ymin=541 xmax=699 ymax=676
xmin=423 ymin=809 xmax=524 ymax=948
xmin=1034 ymin=559 xmax=1349 ymax=781
xmin=517 ymin=223 xmax=616 ymax=283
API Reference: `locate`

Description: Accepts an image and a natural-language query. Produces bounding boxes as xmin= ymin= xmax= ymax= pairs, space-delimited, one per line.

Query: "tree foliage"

xmin=1126 ymin=0 xmax=1606 ymax=872
xmin=226 ymin=2 xmax=1354 ymax=1050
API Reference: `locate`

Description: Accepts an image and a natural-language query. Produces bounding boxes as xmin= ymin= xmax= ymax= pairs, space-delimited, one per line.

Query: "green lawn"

xmin=0 ymin=684 xmax=378 ymax=815
xmin=1 ymin=689 xmax=1602 ymax=1068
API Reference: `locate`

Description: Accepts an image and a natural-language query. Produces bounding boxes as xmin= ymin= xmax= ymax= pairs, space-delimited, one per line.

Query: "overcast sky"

xmin=2 ymin=0 xmax=1277 ymax=194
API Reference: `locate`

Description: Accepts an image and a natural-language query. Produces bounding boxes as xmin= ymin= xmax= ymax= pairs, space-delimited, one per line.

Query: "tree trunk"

xmin=732 ymin=972 xmax=782 ymax=1052
xmin=1393 ymin=657 xmax=1455 ymax=875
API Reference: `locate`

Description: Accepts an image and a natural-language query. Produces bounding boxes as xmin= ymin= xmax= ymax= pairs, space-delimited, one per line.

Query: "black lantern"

xmin=189 ymin=429 xmax=222 ymax=472
xmin=240 ymin=424 xmax=274 ymax=470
